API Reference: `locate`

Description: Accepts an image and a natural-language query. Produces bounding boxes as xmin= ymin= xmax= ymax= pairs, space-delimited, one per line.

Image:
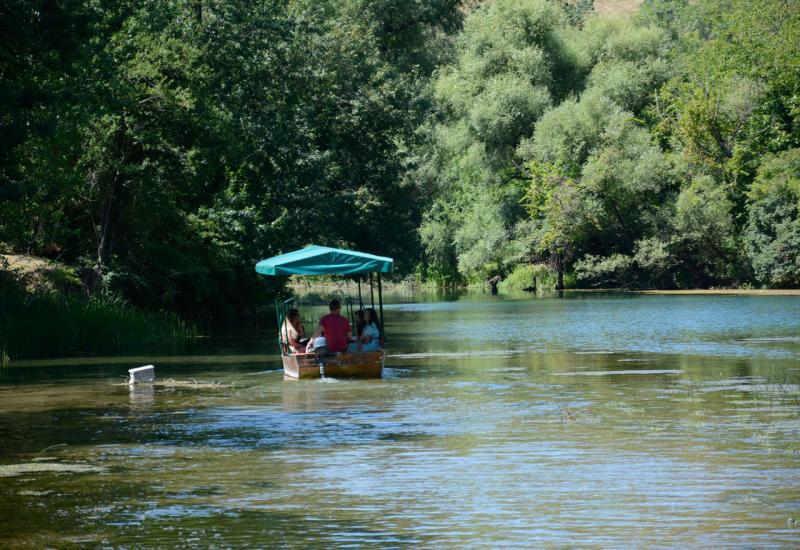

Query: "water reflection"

xmin=1 ymin=293 xmax=800 ymax=546
xmin=387 ymin=292 xmax=800 ymax=358
xmin=128 ymin=384 xmax=155 ymax=410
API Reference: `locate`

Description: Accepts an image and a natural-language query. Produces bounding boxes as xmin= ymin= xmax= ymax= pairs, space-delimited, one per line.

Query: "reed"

xmin=0 ymin=286 xmax=197 ymax=362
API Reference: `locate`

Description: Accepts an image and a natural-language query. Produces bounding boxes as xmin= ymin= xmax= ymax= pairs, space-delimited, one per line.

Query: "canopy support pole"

xmin=274 ymin=297 xmax=283 ymax=354
xmin=369 ymin=273 xmax=375 ymax=309
xmin=276 ymin=297 xmax=293 ymax=355
xmin=358 ymin=278 xmax=363 ymax=308
xmin=377 ymin=272 xmax=385 ymax=342
xmin=346 ymin=296 xmax=354 ymax=330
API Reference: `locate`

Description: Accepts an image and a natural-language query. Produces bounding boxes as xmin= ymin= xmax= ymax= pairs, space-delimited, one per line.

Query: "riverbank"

xmin=289 ymin=279 xmax=800 ymax=298
xmin=4 ymin=251 xmax=799 ymax=365
xmin=563 ymin=288 xmax=800 ymax=296
xmin=0 ymin=255 xmax=196 ymax=364
xmin=638 ymin=289 xmax=800 ymax=295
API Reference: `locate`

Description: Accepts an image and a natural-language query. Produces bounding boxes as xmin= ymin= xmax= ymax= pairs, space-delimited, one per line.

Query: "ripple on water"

xmin=2 ymin=293 xmax=800 ymax=546
xmin=553 ymin=369 xmax=683 ymax=376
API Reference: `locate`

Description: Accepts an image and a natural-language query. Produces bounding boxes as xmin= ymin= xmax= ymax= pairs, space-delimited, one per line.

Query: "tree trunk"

xmin=553 ymin=250 xmax=565 ymax=290
xmin=89 ymin=176 xmax=120 ymax=293
xmin=87 ymin=114 xmax=130 ymax=294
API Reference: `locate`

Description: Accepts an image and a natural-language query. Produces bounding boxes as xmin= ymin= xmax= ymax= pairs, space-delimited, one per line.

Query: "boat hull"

xmin=281 ymin=350 xmax=384 ymax=379
xmin=281 ymin=353 xmax=321 ymax=379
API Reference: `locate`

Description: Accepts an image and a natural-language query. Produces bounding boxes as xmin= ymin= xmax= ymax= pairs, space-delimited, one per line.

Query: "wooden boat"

xmin=281 ymin=352 xmax=321 ymax=379
xmin=282 ymin=350 xmax=385 ymax=379
xmin=255 ymin=245 xmax=393 ymax=380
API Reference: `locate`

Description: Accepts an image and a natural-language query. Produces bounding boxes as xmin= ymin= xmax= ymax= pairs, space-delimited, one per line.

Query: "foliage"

xmin=745 ymin=149 xmax=800 ymax=287
xmin=559 ymin=0 xmax=594 ymax=27
xmin=670 ymin=175 xmax=740 ymax=285
xmin=0 ymin=274 xmax=195 ymax=361
xmin=2 ymin=0 xmax=800 ymax=320
xmin=630 ymin=237 xmax=673 ymax=288
xmin=574 ymin=253 xmax=635 ymax=287
xmin=498 ymin=262 xmax=558 ymax=291
xmin=579 ymin=16 xmax=671 ymax=113
xmin=414 ymin=0 xmax=582 ymax=283
xmin=522 ymin=93 xmax=627 ymax=176
xmin=415 ymin=0 xmax=800 ymax=289
xmin=0 ymin=0 xmax=463 ymax=321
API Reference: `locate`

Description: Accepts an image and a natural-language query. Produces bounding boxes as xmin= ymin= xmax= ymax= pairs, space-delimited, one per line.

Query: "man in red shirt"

xmin=311 ymin=299 xmax=352 ymax=353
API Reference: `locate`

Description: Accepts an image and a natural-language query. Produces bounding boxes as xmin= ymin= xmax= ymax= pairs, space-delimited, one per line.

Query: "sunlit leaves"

xmin=745 ymin=148 xmax=800 ymax=286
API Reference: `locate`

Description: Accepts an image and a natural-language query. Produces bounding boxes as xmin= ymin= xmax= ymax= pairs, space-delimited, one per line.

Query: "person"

xmin=357 ymin=308 xmax=382 ymax=352
xmin=281 ymin=308 xmax=307 ymax=354
xmin=310 ymin=299 xmax=352 ymax=353
xmin=355 ymin=309 xmax=367 ymax=339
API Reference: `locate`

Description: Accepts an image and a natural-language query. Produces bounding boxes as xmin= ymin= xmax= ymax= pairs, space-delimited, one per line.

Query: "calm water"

xmin=2 ymin=292 xmax=800 ymax=547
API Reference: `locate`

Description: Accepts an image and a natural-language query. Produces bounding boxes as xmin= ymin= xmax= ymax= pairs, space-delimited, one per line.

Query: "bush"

xmin=574 ymin=253 xmax=635 ymax=287
xmin=499 ymin=263 xmax=558 ymax=291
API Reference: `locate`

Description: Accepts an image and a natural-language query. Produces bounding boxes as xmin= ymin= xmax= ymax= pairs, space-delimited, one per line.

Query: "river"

xmin=1 ymin=292 xmax=800 ymax=546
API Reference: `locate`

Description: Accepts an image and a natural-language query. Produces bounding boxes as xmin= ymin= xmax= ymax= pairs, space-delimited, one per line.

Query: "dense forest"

xmin=415 ymin=0 xmax=800 ymax=291
xmin=2 ymin=0 xmax=799 ymax=323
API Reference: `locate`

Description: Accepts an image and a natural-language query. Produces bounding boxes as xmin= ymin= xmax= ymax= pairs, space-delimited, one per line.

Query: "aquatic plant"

xmin=0 ymin=284 xmax=197 ymax=362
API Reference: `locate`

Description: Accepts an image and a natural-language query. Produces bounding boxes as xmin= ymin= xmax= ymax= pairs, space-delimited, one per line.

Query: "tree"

xmin=671 ymin=175 xmax=740 ymax=285
xmin=414 ymin=0 xmax=580 ymax=283
xmin=745 ymin=149 xmax=800 ymax=287
xmin=1 ymin=0 xmax=465 ymax=317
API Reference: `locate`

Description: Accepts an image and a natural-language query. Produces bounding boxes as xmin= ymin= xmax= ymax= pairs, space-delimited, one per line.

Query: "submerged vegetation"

xmin=1 ymin=0 xmax=799 ymax=354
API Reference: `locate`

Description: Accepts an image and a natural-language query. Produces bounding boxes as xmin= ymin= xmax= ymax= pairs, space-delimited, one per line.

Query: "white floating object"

xmin=128 ymin=365 xmax=155 ymax=384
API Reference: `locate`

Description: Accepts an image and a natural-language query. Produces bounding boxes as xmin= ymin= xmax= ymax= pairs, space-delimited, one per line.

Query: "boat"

xmin=255 ymin=245 xmax=393 ymax=379
xmin=280 ymin=350 xmax=385 ymax=379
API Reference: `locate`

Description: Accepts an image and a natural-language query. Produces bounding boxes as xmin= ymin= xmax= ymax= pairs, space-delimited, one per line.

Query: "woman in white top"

xmin=281 ymin=308 xmax=307 ymax=353
xmin=358 ymin=308 xmax=382 ymax=352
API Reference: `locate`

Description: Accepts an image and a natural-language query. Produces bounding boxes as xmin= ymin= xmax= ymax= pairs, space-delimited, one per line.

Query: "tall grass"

xmin=0 ymin=285 xmax=196 ymax=363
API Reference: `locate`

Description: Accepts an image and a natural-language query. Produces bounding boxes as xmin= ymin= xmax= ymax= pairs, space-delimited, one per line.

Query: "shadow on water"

xmin=0 ymin=493 xmax=419 ymax=547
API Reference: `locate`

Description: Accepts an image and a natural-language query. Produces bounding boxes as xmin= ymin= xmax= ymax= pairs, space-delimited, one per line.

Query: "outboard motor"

xmin=312 ymin=337 xmax=329 ymax=366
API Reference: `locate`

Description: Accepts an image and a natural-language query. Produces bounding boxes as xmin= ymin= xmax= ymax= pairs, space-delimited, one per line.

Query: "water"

xmin=2 ymin=292 xmax=800 ymax=546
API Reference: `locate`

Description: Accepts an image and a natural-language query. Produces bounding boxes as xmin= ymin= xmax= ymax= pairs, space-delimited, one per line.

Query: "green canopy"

xmin=255 ymin=245 xmax=393 ymax=276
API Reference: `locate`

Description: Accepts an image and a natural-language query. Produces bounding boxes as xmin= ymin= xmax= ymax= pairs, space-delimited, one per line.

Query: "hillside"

xmin=1 ymin=254 xmax=82 ymax=293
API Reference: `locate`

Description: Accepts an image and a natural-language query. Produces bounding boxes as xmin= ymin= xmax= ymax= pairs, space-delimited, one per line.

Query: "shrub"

xmin=574 ymin=253 xmax=635 ymax=287
xmin=499 ymin=263 xmax=558 ymax=291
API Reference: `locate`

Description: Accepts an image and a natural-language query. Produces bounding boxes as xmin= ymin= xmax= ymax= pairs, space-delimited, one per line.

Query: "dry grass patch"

xmin=594 ymin=0 xmax=643 ymax=16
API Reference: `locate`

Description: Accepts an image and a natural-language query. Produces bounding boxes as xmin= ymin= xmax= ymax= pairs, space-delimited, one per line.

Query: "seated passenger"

xmin=355 ymin=309 xmax=366 ymax=339
xmin=357 ymin=308 xmax=382 ymax=352
xmin=281 ymin=308 xmax=307 ymax=354
xmin=310 ymin=299 xmax=352 ymax=353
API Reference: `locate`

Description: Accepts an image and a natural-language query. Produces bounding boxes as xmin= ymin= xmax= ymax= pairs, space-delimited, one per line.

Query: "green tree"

xmin=745 ymin=149 xmax=800 ymax=287
xmin=415 ymin=0 xmax=580 ymax=283
xmin=671 ymin=175 xmax=740 ymax=286
xmin=1 ymin=0 xmax=464 ymax=318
